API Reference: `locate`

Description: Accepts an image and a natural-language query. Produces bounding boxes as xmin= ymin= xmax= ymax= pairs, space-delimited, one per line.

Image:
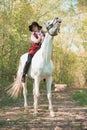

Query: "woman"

xmin=22 ymin=22 xmax=45 ymax=82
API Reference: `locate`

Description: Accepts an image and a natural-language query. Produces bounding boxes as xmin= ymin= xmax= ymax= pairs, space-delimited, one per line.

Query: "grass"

xmin=0 ymin=80 xmax=47 ymax=107
xmin=72 ymin=89 xmax=87 ymax=106
xmin=0 ymin=79 xmax=33 ymax=107
xmin=0 ymin=119 xmax=7 ymax=127
xmin=0 ymin=95 xmax=19 ymax=107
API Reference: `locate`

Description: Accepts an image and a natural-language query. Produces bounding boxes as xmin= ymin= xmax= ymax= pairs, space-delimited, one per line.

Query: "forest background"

xmin=0 ymin=0 xmax=87 ymax=92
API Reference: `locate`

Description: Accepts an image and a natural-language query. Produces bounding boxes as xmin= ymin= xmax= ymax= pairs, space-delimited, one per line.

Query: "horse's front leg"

xmin=46 ymin=76 xmax=55 ymax=117
xmin=33 ymin=77 xmax=40 ymax=115
xmin=22 ymin=80 xmax=28 ymax=113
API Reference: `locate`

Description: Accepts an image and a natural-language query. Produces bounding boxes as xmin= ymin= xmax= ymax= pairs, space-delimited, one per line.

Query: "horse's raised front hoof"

xmin=24 ymin=107 xmax=29 ymax=114
xmin=50 ymin=111 xmax=55 ymax=117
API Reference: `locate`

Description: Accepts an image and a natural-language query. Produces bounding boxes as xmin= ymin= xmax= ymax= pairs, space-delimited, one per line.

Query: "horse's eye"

xmin=59 ymin=21 xmax=61 ymax=23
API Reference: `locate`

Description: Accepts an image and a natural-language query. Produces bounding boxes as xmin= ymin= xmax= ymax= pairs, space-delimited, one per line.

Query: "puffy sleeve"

xmin=31 ymin=34 xmax=37 ymax=43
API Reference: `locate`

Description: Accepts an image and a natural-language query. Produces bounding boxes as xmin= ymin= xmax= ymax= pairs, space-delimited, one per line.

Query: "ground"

xmin=0 ymin=87 xmax=87 ymax=130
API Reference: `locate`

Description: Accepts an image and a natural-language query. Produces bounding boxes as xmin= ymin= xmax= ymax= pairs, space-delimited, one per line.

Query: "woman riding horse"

xmin=22 ymin=22 xmax=45 ymax=82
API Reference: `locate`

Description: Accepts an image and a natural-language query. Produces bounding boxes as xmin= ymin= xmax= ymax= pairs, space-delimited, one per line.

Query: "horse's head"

xmin=45 ymin=17 xmax=62 ymax=36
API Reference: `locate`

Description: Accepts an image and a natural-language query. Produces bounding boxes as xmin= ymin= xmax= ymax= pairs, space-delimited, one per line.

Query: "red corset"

xmin=28 ymin=33 xmax=41 ymax=55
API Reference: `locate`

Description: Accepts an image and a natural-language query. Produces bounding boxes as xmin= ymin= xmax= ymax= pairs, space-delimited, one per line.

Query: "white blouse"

xmin=31 ymin=30 xmax=45 ymax=44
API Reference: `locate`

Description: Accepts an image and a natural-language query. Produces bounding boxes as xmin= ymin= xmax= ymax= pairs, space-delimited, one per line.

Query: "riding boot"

xmin=21 ymin=54 xmax=33 ymax=83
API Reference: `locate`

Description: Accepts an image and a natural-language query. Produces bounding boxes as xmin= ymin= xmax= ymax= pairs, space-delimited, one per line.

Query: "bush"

xmin=72 ymin=90 xmax=87 ymax=106
xmin=52 ymin=44 xmax=77 ymax=87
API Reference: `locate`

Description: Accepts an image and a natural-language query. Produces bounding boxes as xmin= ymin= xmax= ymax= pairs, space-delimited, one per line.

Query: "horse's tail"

xmin=7 ymin=58 xmax=23 ymax=98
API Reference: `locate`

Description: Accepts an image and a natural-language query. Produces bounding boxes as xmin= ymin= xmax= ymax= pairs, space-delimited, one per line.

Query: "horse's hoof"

xmin=50 ymin=111 xmax=55 ymax=117
xmin=24 ymin=108 xmax=29 ymax=114
xmin=33 ymin=112 xmax=38 ymax=116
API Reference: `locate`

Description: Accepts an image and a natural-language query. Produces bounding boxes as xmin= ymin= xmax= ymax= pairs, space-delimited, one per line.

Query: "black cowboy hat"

xmin=29 ymin=22 xmax=42 ymax=32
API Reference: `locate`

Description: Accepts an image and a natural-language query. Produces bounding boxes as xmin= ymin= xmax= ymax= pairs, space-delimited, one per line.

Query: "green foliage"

xmin=0 ymin=119 xmax=6 ymax=127
xmin=72 ymin=89 xmax=87 ymax=106
xmin=0 ymin=0 xmax=87 ymax=91
xmin=53 ymin=44 xmax=77 ymax=87
xmin=0 ymin=1 xmax=35 ymax=88
xmin=83 ymin=57 xmax=87 ymax=86
xmin=0 ymin=95 xmax=18 ymax=107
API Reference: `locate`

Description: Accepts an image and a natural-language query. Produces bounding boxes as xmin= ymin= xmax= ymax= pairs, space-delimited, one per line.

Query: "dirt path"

xmin=0 ymin=88 xmax=87 ymax=130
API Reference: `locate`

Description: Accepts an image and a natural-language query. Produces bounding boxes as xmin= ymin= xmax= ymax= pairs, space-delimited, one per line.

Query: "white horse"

xmin=8 ymin=17 xmax=62 ymax=117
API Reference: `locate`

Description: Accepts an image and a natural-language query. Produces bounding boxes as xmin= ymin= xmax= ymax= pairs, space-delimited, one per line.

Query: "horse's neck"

xmin=41 ymin=33 xmax=53 ymax=63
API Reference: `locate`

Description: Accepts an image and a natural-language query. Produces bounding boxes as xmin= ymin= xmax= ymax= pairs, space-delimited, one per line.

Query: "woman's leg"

xmin=22 ymin=54 xmax=33 ymax=82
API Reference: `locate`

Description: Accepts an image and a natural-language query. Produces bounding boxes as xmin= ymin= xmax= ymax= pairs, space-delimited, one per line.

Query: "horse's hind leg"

xmin=46 ymin=76 xmax=55 ymax=117
xmin=22 ymin=80 xmax=28 ymax=113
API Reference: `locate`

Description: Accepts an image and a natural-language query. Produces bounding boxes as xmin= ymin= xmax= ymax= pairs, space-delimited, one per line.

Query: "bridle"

xmin=46 ymin=18 xmax=58 ymax=36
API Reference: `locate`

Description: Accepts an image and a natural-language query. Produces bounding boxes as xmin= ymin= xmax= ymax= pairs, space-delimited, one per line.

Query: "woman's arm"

xmin=31 ymin=35 xmax=42 ymax=43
